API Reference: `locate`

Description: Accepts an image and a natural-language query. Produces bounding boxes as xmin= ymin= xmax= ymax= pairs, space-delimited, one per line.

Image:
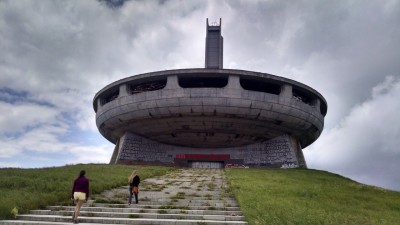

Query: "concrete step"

xmin=30 ymin=210 xmax=245 ymax=221
xmin=94 ymin=201 xmax=238 ymax=207
xmin=14 ymin=215 xmax=248 ymax=224
xmin=53 ymin=204 xmax=241 ymax=211
xmin=47 ymin=206 xmax=243 ymax=215
xmin=132 ymin=199 xmax=238 ymax=204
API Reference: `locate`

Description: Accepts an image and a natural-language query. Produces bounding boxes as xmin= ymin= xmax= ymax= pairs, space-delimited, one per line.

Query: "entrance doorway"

xmin=191 ymin=161 xmax=224 ymax=169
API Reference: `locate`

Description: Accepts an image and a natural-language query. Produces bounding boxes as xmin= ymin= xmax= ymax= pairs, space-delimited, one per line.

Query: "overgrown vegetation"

xmin=0 ymin=164 xmax=174 ymax=220
xmin=226 ymin=168 xmax=400 ymax=225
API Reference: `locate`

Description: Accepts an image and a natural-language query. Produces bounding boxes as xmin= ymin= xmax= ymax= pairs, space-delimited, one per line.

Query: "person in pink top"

xmin=71 ymin=170 xmax=89 ymax=224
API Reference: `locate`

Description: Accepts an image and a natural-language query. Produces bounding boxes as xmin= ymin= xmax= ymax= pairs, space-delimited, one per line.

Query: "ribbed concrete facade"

xmin=93 ymin=19 xmax=327 ymax=168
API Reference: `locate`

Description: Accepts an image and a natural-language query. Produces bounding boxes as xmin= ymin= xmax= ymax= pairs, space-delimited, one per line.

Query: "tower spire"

xmin=205 ymin=18 xmax=223 ymax=69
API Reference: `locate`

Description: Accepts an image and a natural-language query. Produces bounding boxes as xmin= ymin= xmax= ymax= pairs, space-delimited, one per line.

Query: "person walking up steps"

xmin=71 ymin=170 xmax=89 ymax=224
xmin=128 ymin=170 xmax=140 ymax=205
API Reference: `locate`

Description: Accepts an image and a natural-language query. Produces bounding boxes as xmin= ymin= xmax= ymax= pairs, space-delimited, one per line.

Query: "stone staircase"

xmin=0 ymin=169 xmax=248 ymax=225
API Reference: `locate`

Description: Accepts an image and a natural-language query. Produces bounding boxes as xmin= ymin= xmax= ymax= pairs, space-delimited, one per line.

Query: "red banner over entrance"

xmin=176 ymin=154 xmax=230 ymax=161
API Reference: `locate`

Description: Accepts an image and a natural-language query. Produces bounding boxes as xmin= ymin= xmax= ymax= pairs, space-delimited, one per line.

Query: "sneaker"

xmin=73 ymin=219 xmax=78 ymax=224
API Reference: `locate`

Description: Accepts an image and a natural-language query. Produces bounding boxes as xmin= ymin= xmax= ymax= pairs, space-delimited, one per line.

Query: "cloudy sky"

xmin=1 ymin=0 xmax=399 ymax=191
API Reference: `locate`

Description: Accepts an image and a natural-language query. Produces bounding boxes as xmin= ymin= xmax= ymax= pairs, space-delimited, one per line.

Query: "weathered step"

xmin=14 ymin=215 xmax=248 ymax=224
xmin=96 ymin=201 xmax=238 ymax=207
xmin=65 ymin=204 xmax=241 ymax=211
xmin=47 ymin=206 xmax=243 ymax=216
xmin=47 ymin=204 xmax=242 ymax=215
xmin=30 ymin=210 xmax=245 ymax=221
xmin=135 ymin=199 xmax=238 ymax=204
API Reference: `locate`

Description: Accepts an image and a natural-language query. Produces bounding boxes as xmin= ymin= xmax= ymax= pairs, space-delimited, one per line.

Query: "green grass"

xmin=226 ymin=168 xmax=400 ymax=225
xmin=0 ymin=164 xmax=174 ymax=219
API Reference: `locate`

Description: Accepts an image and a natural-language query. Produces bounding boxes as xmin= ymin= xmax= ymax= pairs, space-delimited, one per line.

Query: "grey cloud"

xmin=305 ymin=76 xmax=400 ymax=190
xmin=0 ymin=101 xmax=59 ymax=135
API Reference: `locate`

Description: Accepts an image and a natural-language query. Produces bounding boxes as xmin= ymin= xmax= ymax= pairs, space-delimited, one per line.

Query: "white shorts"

xmin=73 ymin=192 xmax=86 ymax=201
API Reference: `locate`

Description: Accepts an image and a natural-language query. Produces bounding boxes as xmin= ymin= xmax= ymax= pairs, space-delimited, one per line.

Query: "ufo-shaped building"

xmin=93 ymin=19 xmax=327 ymax=168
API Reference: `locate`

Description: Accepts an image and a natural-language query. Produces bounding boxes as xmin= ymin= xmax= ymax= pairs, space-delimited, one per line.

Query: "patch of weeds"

xmin=62 ymin=212 xmax=73 ymax=217
xmin=165 ymin=192 xmax=170 ymax=194
xmin=158 ymin=210 xmax=168 ymax=214
xmin=129 ymin=214 xmax=140 ymax=218
xmin=188 ymin=193 xmax=200 ymax=197
xmin=93 ymin=197 xmax=107 ymax=203
xmin=94 ymin=198 xmax=124 ymax=204
xmin=159 ymin=205 xmax=176 ymax=209
xmin=141 ymin=196 xmax=150 ymax=201
xmin=143 ymin=206 xmax=152 ymax=209
xmin=113 ymin=192 xmax=128 ymax=199
xmin=208 ymin=206 xmax=216 ymax=210
xmin=171 ymin=192 xmax=186 ymax=200
xmin=139 ymin=209 xmax=146 ymax=213
xmin=165 ymin=180 xmax=175 ymax=186
xmin=10 ymin=207 xmax=18 ymax=219
xmin=207 ymin=183 xmax=216 ymax=190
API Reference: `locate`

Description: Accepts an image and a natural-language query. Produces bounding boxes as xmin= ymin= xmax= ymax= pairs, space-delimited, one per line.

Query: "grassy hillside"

xmin=0 ymin=164 xmax=174 ymax=220
xmin=226 ymin=168 xmax=400 ymax=225
xmin=1 ymin=165 xmax=399 ymax=224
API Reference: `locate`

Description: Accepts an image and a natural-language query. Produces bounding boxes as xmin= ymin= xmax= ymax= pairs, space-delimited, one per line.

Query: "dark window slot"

xmin=129 ymin=79 xmax=167 ymax=94
xmin=292 ymin=89 xmax=312 ymax=106
xmin=101 ymin=90 xmax=119 ymax=105
xmin=179 ymin=76 xmax=228 ymax=88
xmin=240 ymin=78 xmax=281 ymax=95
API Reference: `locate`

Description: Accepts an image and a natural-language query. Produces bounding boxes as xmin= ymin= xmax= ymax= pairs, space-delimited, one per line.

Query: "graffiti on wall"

xmin=238 ymin=135 xmax=298 ymax=166
xmin=118 ymin=133 xmax=173 ymax=163
xmin=116 ymin=132 xmax=300 ymax=167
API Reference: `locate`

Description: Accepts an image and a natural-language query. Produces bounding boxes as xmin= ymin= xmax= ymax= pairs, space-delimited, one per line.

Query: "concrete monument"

xmin=93 ymin=19 xmax=327 ymax=168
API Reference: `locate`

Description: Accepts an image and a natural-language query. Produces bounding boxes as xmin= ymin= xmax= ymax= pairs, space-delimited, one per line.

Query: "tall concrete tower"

xmin=205 ymin=18 xmax=223 ymax=69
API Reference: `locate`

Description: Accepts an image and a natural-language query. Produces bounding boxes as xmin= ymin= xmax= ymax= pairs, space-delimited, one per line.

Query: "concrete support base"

xmin=110 ymin=132 xmax=307 ymax=168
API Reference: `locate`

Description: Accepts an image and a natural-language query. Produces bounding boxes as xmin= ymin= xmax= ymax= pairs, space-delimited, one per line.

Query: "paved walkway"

xmin=0 ymin=169 xmax=247 ymax=225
